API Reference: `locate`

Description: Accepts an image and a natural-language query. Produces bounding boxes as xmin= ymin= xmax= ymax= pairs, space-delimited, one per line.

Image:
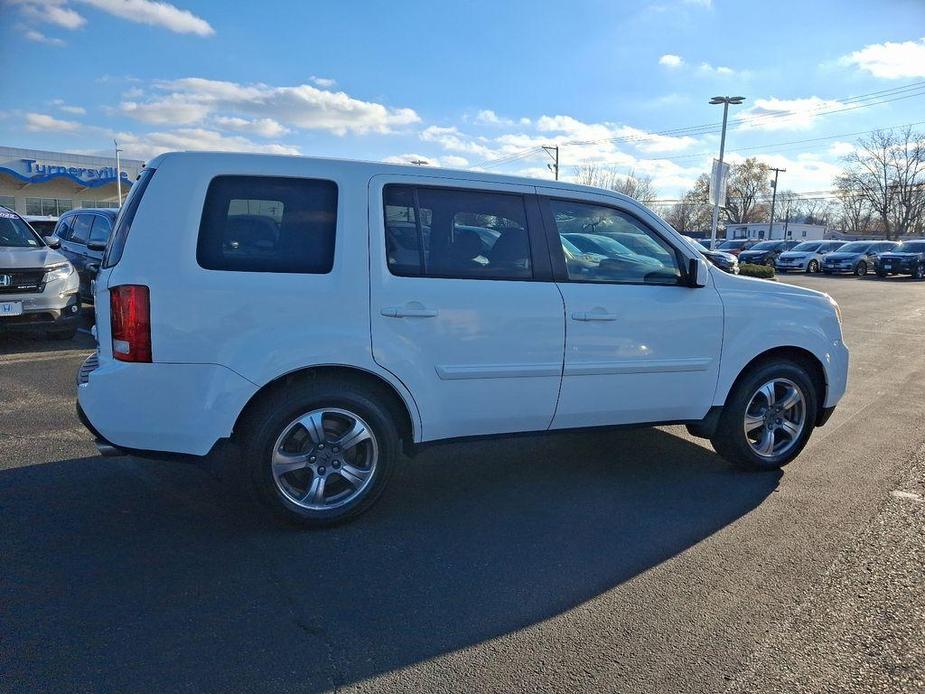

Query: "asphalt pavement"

xmin=1 ymin=274 xmax=923 ymax=693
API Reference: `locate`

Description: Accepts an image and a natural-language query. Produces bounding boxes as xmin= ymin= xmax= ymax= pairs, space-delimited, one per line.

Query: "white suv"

xmin=77 ymin=153 xmax=849 ymax=526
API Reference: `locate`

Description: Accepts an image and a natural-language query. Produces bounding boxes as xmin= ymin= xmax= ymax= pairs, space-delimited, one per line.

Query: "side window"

xmin=383 ymin=184 xmax=532 ymax=280
xmin=88 ymin=215 xmax=113 ymax=244
xmin=197 ymin=176 xmax=337 ymax=274
xmin=70 ymin=214 xmax=93 ymax=245
xmin=54 ymin=215 xmax=75 ymax=240
xmin=547 ymin=199 xmax=681 ymax=285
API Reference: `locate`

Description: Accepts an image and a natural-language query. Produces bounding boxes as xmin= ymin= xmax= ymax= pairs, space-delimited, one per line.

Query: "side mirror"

xmin=687 ymin=257 xmax=708 ymax=288
xmin=44 ymin=235 xmax=61 ymax=249
xmin=87 ymin=240 xmax=107 ymax=252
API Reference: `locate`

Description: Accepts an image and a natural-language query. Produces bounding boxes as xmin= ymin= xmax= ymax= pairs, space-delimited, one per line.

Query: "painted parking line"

xmin=890 ymin=490 xmax=924 ymax=503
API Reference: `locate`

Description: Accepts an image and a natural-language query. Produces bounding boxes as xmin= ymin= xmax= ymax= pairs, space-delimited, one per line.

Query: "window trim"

xmin=381 ymin=183 xmax=552 ymax=283
xmin=195 ymin=174 xmax=339 ymax=275
xmin=538 ymin=195 xmax=693 ymax=288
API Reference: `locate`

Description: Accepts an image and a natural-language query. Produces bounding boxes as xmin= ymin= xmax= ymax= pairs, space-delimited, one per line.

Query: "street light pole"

xmin=767 ymin=167 xmax=786 ymax=240
xmin=114 ymin=139 xmax=123 ymax=206
xmin=708 ymin=96 xmax=745 ymax=248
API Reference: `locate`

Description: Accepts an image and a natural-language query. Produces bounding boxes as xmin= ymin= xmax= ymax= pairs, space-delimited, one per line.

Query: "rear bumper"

xmin=76 ymin=353 xmax=258 ymax=456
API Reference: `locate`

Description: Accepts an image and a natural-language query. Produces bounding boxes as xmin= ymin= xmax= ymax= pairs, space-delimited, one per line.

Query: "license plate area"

xmin=0 ymin=300 xmax=24 ymax=317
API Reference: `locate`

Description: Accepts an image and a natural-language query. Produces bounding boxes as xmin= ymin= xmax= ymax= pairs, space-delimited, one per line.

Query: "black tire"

xmin=710 ymin=359 xmax=818 ymax=471
xmin=914 ymin=263 xmax=925 ymax=280
xmin=854 ymin=261 xmax=867 ymax=277
xmin=807 ymin=259 xmax=819 ymax=273
xmin=46 ymin=326 xmax=77 ymax=340
xmin=239 ymin=378 xmax=399 ymax=527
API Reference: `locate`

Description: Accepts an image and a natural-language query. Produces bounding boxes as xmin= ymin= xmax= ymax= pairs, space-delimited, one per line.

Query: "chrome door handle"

xmin=571 ymin=310 xmax=618 ymax=321
xmin=381 ymin=306 xmax=439 ymax=318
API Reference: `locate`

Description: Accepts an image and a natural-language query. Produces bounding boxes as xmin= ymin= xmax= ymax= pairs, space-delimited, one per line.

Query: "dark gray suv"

xmin=51 ymin=208 xmax=117 ymax=303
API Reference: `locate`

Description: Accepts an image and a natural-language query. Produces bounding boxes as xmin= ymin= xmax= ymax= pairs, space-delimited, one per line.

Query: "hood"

xmin=739 ymin=248 xmax=772 ymax=257
xmin=879 ymin=251 xmax=921 ymax=259
xmin=703 ymin=249 xmax=737 ymax=262
xmin=0 ymin=245 xmax=68 ymax=269
xmin=824 ymin=251 xmax=863 ymax=261
xmin=712 ymin=265 xmax=829 ymax=300
xmin=778 ymin=251 xmax=809 ymax=259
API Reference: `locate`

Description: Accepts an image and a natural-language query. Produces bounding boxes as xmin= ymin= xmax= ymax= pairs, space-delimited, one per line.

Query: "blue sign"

xmin=0 ymin=158 xmax=133 ymax=188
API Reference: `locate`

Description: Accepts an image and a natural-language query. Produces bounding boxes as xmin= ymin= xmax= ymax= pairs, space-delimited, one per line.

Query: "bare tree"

xmin=838 ymin=126 xmax=925 ymax=239
xmin=664 ymin=180 xmax=712 ymax=233
xmin=723 ymin=157 xmax=771 ymax=223
xmin=833 ymin=176 xmax=873 ymax=235
xmin=573 ymin=164 xmax=658 ymax=205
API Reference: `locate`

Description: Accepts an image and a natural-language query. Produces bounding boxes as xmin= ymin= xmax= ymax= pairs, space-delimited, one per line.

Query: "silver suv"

xmin=0 ymin=206 xmax=80 ymax=339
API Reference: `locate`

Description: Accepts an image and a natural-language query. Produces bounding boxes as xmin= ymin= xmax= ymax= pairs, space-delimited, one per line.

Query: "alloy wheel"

xmin=271 ymin=408 xmax=379 ymax=511
xmin=807 ymin=260 xmax=819 ymax=273
xmin=743 ymin=378 xmax=807 ymax=459
xmin=855 ymin=261 xmax=867 ymax=276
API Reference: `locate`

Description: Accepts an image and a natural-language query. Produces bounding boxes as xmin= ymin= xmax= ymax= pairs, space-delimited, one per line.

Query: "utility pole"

xmin=114 ymin=139 xmax=123 ymax=206
xmin=767 ymin=167 xmax=786 ymax=240
xmin=708 ymin=96 xmax=745 ymax=248
xmin=542 ymin=145 xmax=559 ymax=180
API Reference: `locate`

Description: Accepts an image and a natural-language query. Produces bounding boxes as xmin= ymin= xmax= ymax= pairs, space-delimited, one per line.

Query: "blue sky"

xmin=1 ymin=0 xmax=924 ymax=197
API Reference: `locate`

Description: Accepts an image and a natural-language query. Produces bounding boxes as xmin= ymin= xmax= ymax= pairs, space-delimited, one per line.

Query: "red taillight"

xmin=110 ymin=285 xmax=151 ymax=363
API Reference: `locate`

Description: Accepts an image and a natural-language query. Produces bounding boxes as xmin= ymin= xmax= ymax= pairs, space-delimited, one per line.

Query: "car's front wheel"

xmin=807 ymin=259 xmax=819 ymax=273
xmin=914 ymin=263 xmax=925 ymax=280
xmin=711 ymin=359 xmax=818 ymax=471
xmin=855 ymin=261 xmax=868 ymax=276
xmin=240 ymin=379 xmax=399 ymax=527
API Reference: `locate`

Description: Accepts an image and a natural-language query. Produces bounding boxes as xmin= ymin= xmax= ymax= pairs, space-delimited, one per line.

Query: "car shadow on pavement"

xmin=0 ymin=306 xmax=94 ymax=357
xmin=0 ymin=426 xmax=780 ymax=692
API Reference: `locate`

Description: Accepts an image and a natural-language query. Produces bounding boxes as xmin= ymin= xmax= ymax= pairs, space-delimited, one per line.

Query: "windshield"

xmin=0 ymin=211 xmax=44 ymax=248
xmin=719 ymin=240 xmax=747 ymax=249
xmin=749 ymin=241 xmax=780 ymax=250
xmin=892 ymin=241 xmax=925 ymax=253
xmin=791 ymin=242 xmax=821 ymax=252
xmin=837 ymin=241 xmax=871 ymax=253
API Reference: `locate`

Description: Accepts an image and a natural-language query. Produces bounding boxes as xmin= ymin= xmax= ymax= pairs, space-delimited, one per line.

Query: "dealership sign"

xmin=0 ymin=157 xmax=138 ymax=188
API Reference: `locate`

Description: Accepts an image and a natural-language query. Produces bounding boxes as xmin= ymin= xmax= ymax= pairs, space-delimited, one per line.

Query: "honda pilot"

xmin=77 ymin=153 xmax=849 ymax=526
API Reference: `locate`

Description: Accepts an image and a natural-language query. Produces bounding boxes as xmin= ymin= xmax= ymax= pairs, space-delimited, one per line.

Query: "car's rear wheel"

xmin=914 ymin=263 xmax=925 ymax=280
xmin=711 ymin=359 xmax=818 ymax=471
xmin=240 ymin=380 xmax=399 ymax=527
xmin=855 ymin=261 xmax=868 ymax=276
xmin=807 ymin=259 xmax=819 ymax=273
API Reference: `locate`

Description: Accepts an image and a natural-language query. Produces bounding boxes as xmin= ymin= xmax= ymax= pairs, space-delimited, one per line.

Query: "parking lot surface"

xmin=1 ymin=275 xmax=923 ymax=693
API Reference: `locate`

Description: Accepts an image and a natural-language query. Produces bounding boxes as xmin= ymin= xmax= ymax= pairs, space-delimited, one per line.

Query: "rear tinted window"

xmin=89 ymin=215 xmax=113 ymax=244
xmin=103 ymin=167 xmax=155 ymax=268
xmin=198 ymin=176 xmax=337 ymax=274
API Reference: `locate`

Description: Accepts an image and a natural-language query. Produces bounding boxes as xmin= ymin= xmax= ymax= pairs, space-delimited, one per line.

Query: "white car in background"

xmin=775 ymin=240 xmax=846 ymax=273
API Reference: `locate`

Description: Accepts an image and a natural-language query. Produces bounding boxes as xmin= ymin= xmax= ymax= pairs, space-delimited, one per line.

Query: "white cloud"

xmin=737 ymin=96 xmax=843 ymax=131
xmin=24 ymin=112 xmax=82 ymax=132
xmin=51 ymin=100 xmax=86 ymax=114
xmin=121 ymin=77 xmax=420 ymax=135
xmin=76 ymin=0 xmax=214 ymax=36
xmin=8 ymin=0 xmax=213 ymax=36
xmin=11 ymin=0 xmax=86 ymax=29
xmin=697 ymin=62 xmax=736 ymax=76
xmin=839 ymin=37 xmax=925 ymax=79
xmin=309 ymin=76 xmax=336 ymax=88
xmin=112 ymin=127 xmax=300 ymax=159
xmin=828 ymin=141 xmax=856 ymax=157
xmin=659 ymin=54 xmax=683 ymax=68
xmin=213 ymin=116 xmax=290 ymax=138
xmin=24 ymin=28 xmax=66 ymax=45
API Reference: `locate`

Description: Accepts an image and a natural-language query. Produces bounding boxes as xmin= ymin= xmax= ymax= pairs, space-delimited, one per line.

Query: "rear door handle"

xmin=571 ymin=309 xmax=618 ymax=321
xmin=381 ymin=306 xmax=439 ymax=318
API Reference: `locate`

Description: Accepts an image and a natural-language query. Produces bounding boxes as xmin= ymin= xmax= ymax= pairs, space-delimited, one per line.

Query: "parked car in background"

xmin=23 ymin=215 xmax=59 ymax=237
xmin=775 ymin=240 xmax=846 ymax=273
xmin=76 ymin=152 xmax=848 ymax=527
xmin=716 ymin=239 xmax=757 ymax=256
xmin=875 ymin=240 xmax=925 ymax=279
xmin=738 ymin=240 xmax=802 ymax=267
xmin=822 ymin=240 xmax=897 ymax=276
xmin=0 ymin=206 xmax=79 ymax=339
xmin=683 ymin=235 xmax=739 ymax=274
xmin=50 ymin=208 xmax=118 ymax=303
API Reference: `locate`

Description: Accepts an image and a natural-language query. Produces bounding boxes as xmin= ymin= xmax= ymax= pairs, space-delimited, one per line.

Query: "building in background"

xmin=725 ymin=222 xmax=827 ymax=242
xmin=0 ymin=146 xmax=144 ymax=215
